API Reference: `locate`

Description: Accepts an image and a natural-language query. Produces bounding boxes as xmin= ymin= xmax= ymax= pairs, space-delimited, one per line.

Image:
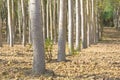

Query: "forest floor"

xmin=0 ymin=27 xmax=120 ymax=80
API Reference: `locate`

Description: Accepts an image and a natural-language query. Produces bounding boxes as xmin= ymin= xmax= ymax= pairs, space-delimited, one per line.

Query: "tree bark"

xmin=18 ymin=0 xmax=22 ymax=43
xmin=41 ymin=0 xmax=46 ymax=41
xmin=21 ymin=0 xmax=26 ymax=46
xmin=7 ymin=0 xmax=13 ymax=47
xmin=53 ymin=0 xmax=57 ymax=43
xmin=75 ymin=0 xmax=81 ymax=51
xmin=49 ymin=0 xmax=53 ymax=40
xmin=0 ymin=18 xmax=2 ymax=47
xmin=86 ymin=0 xmax=90 ymax=47
xmin=91 ymin=0 xmax=96 ymax=44
xmin=11 ymin=0 xmax=15 ymax=44
xmin=46 ymin=0 xmax=50 ymax=39
xmin=80 ymin=0 xmax=87 ymax=48
xmin=29 ymin=0 xmax=45 ymax=75
xmin=68 ymin=0 xmax=74 ymax=54
xmin=57 ymin=0 xmax=67 ymax=61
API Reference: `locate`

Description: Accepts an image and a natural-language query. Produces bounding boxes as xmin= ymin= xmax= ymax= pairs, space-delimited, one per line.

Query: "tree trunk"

xmin=11 ymin=0 xmax=15 ymax=44
xmin=118 ymin=7 xmax=120 ymax=29
xmin=49 ymin=0 xmax=53 ymax=41
xmin=46 ymin=0 xmax=50 ymax=39
xmin=75 ymin=0 xmax=81 ymax=51
xmin=7 ymin=0 xmax=13 ymax=47
xmin=83 ymin=0 xmax=88 ymax=48
xmin=0 ymin=18 xmax=2 ymax=47
xmin=21 ymin=0 xmax=26 ymax=46
xmin=86 ymin=0 xmax=90 ymax=47
xmin=91 ymin=0 xmax=96 ymax=44
xmin=53 ymin=0 xmax=57 ymax=43
xmin=41 ymin=0 xmax=46 ymax=41
xmin=95 ymin=0 xmax=99 ymax=43
xmin=29 ymin=0 xmax=45 ymax=75
xmin=18 ymin=0 xmax=22 ymax=43
xmin=68 ymin=0 xmax=74 ymax=54
xmin=80 ymin=0 xmax=87 ymax=48
xmin=57 ymin=0 xmax=67 ymax=61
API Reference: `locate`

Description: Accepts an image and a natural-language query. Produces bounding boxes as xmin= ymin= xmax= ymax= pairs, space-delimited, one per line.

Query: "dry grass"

xmin=0 ymin=27 xmax=120 ymax=80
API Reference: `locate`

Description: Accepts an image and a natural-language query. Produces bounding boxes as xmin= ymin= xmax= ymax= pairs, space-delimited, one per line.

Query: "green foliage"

xmin=98 ymin=0 xmax=120 ymax=27
xmin=73 ymin=50 xmax=79 ymax=55
xmin=45 ymin=39 xmax=53 ymax=62
xmin=98 ymin=0 xmax=115 ymax=27
xmin=103 ymin=0 xmax=113 ymax=20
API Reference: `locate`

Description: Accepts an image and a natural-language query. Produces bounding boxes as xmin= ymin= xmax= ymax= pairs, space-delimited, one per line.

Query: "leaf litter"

xmin=0 ymin=27 xmax=120 ymax=80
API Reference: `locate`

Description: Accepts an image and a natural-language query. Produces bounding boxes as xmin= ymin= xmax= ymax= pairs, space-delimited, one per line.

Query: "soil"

xmin=0 ymin=27 xmax=120 ymax=80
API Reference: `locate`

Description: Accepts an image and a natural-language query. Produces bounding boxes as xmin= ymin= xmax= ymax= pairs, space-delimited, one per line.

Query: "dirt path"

xmin=0 ymin=27 xmax=120 ymax=80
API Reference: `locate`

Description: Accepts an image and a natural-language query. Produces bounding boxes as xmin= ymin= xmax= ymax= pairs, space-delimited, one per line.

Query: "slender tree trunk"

xmin=11 ymin=0 xmax=15 ymax=44
xmin=49 ymin=0 xmax=53 ymax=40
xmin=57 ymin=0 xmax=67 ymax=61
xmin=41 ymin=0 xmax=46 ymax=41
xmin=90 ymin=0 xmax=95 ymax=44
xmin=21 ymin=0 xmax=26 ymax=46
xmin=18 ymin=0 xmax=22 ymax=43
xmin=86 ymin=0 xmax=90 ymax=46
xmin=113 ymin=8 xmax=117 ymax=28
xmin=7 ymin=0 xmax=13 ymax=47
xmin=28 ymin=1 xmax=32 ymax=44
xmin=75 ymin=0 xmax=81 ymax=51
xmin=80 ymin=0 xmax=84 ymax=48
xmin=116 ymin=7 xmax=119 ymax=29
xmin=30 ymin=0 xmax=45 ymax=75
xmin=57 ymin=0 xmax=60 ymax=26
xmin=0 ymin=18 xmax=2 ymax=47
xmin=98 ymin=12 xmax=102 ymax=40
xmin=118 ymin=7 xmax=120 ymax=29
xmin=93 ymin=0 xmax=97 ymax=44
xmin=95 ymin=0 xmax=99 ymax=43
xmin=53 ymin=0 xmax=57 ymax=43
xmin=56 ymin=0 xmax=60 ymax=43
xmin=28 ymin=19 xmax=32 ymax=44
xmin=46 ymin=0 xmax=50 ymax=39
xmin=89 ymin=0 xmax=93 ymax=45
xmin=92 ymin=0 xmax=96 ymax=44
xmin=80 ymin=0 xmax=87 ymax=48
xmin=68 ymin=0 xmax=74 ymax=54
xmin=83 ymin=0 xmax=88 ymax=48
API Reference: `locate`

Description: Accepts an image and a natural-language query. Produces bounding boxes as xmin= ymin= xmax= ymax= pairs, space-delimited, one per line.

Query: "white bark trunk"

xmin=75 ymin=0 xmax=81 ymax=51
xmin=46 ymin=0 xmax=50 ymax=39
xmin=68 ymin=0 xmax=74 ymax=54
xmin=49 ymin=0 xmax=53 ymax=40
xmin=92 ymin=0 xmax=96 ymax=44
xmin=7 ymin=0 xmax=13 ymax=47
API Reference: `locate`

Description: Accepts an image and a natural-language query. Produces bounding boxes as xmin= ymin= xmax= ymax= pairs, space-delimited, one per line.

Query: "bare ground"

xmin=0 ymin=27 xmax=120 ymax=80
